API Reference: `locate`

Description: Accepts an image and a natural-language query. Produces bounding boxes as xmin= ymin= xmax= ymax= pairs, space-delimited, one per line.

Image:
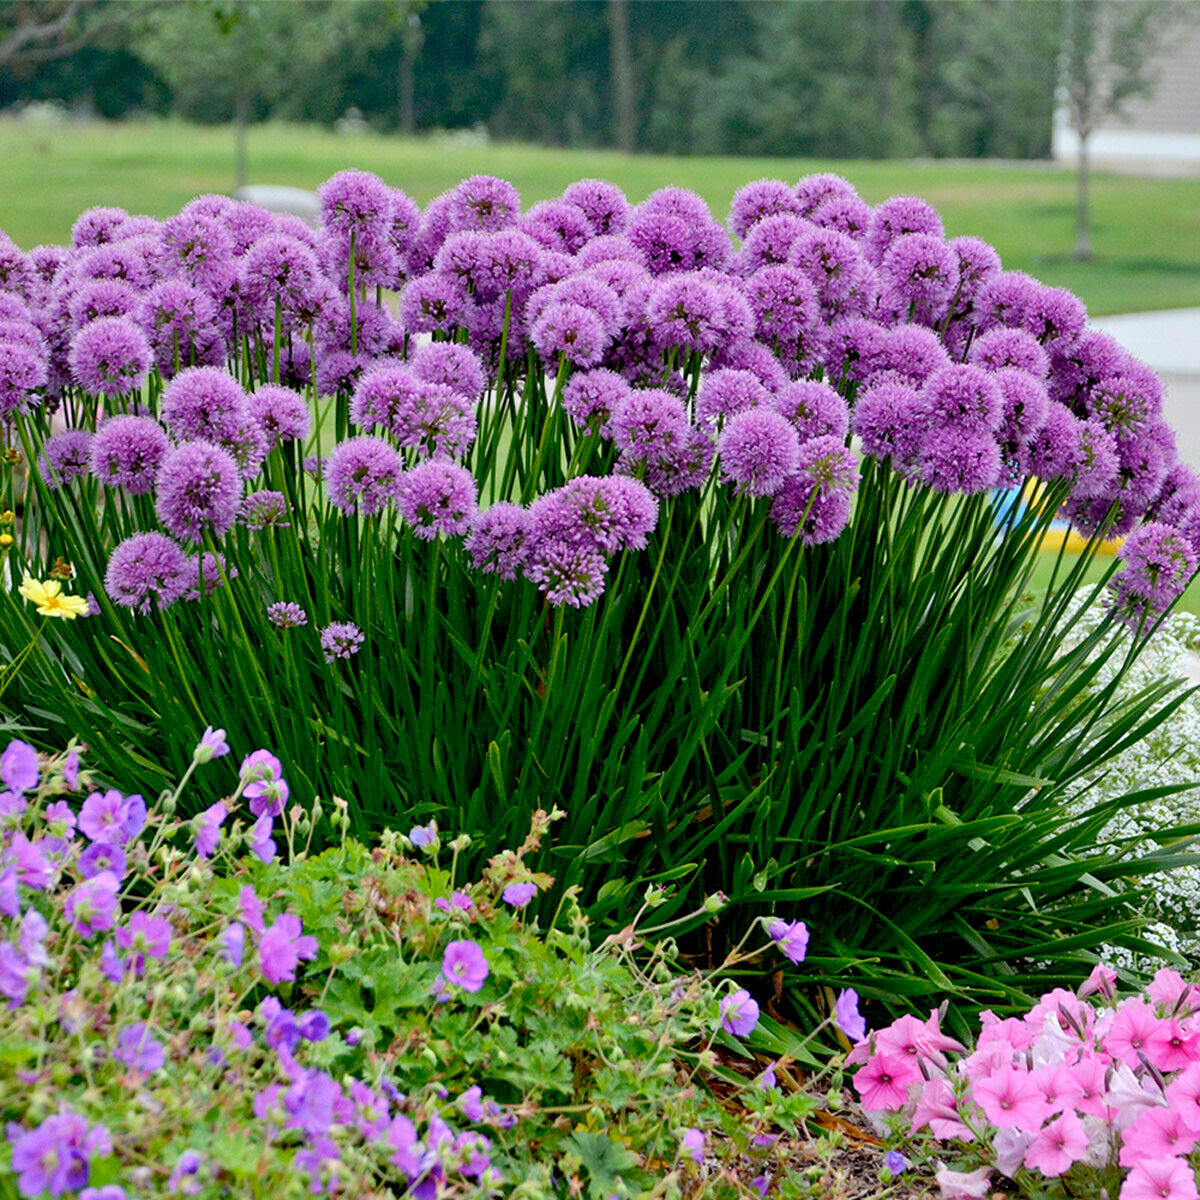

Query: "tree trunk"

xmin=234 ymin=89 xmax=248 ymax=192
xmin=1075 ymin=128 xmax=1092 ymax=261
xmin=607 ymin=0 xmax=635 ymax=154
xmin=398 ymin=9 xmax=422 ymax=136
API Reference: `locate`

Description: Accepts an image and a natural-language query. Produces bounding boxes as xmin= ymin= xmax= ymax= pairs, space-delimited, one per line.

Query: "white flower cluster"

xmin=1059 ymin=604 xmax=1200 ymax=967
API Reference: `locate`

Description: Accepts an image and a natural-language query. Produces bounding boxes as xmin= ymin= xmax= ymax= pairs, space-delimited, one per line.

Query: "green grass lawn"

xmin=2 ymin=117 xmax=1199 ymax=315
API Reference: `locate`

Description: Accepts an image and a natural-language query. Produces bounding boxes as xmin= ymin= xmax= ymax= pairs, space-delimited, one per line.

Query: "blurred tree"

xmin=1060 ymin=0 xmax=1190 ymax=260
xmin=910 ymin=1 xmax=1062 ymax=159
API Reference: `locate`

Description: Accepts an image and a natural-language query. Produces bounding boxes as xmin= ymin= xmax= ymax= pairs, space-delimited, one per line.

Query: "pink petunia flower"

xmin=1023 ymin=1111 xmax=1089 ymax=1177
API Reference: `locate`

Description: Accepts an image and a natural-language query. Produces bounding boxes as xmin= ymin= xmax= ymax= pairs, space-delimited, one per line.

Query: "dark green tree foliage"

xmin=0 ymin=0 xmax=1080 ymax=161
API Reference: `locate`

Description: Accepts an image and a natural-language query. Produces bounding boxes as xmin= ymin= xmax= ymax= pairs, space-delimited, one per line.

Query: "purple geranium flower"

xmin=63 ymin=870 xmax=120 ymax=937
xmin=502 ymin=882 xmax=538 ymax=908
xmin=240 ymin=750 xmax=288 ymax=817
xmin=718 ymin=988 xmax=759 ymax=1038
xmin=9 ymin=1112 xmax=111 ymax=1197
xmin=1 ymin=740 xmax=38 ymax=793
xmin=114 ymin=1022 xmax=165 ymax=1073
xmin=441 ymin=939 xmax=489 ymax=993
xmin=766 ymin=918 xmax=809 ymax=965
xmin=259 ymin=912 xmax=318 ymax=984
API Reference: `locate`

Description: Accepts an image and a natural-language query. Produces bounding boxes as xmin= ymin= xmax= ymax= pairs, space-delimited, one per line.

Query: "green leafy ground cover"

xmin=1 ymin=118 xmax=1199 ymax=316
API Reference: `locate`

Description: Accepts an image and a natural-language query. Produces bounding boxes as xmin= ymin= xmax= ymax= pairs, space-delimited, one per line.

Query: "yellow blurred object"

xmin=1017 ymin=480 xmax=1123 ymax=556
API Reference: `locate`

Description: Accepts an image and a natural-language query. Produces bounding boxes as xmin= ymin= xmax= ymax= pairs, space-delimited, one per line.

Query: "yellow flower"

xmin=0 ymin=534 xmax=11 ymax=549
xmin=17 ymin=576 xmax=89 ymax=620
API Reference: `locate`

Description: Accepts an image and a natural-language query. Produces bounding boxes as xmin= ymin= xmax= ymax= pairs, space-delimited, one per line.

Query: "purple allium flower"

xmin=67 ymin=278 xmax=138 ymax=331
xmin=266 ymin=600 xmax=308 ymax=629
xmin=917 ymin=426 xmax=1001 ymax=494
xmin=0 ymin=339 xmax=46 ymax=417
xmin=441 ymin=939 xmax=489 ymax=993
xmin=64 ymin=870 xmax=120 ymax=937
xmin=609 ymin=388 xmax=690 ymax=456
xmin=318 ymin=169 xmax=392 ymax=238
xmin=155 ymin=441 xmax=241 ymax=543
xmin=183 ymin=551 xmax=236 ymax=601
xmin=521 ymin=199 xmax=592 ymax=255
xmin=465 ymin=503 xmax=530 ymax=579
xmin=627 ymin=201 xmax=729 ymax=276
xmin=74 ymin=205 xmax=131 ymax=247
xmin=219 ymin=420 xmax=267 ymax=479
xmin=824 ymin=316 xmax=889 ymax=388
xmin=192 ymin=801 xmax=227 ymax=858
xmin=880 ymin=233 xmax=959 ymax=313
xmin=246 ymin=384 xmax=310 ymax=446
xmin=771 ymin=380 xmax=849 ymax=442
xmin=865 ymin=195 xmax=944 ymax=266
xmin=834 ymin=988 xmax=866 ymax=1041
xmin=222 ymin=200 xmax=277 ymax=254
xmin=395 ymin=460 xmax=477 ymax=539
xmin=968 ymin=327 xmax=1050 ymax=378
xmin=790 ymin=225 xmax=870 ymax=311
xmin=9 ymin=1112 xmax=111 ymax=1197
xmin=77 ymin=842 xmax=125 ymax=881
xmin=794 ymin=435 xmax=861 ymax=498
xmin=68 ymin=315 xmax=149 ymax=397
xmin=794 ymin=172 xmax=859 ymax=217
xmin=259 ymin=912 xmax=318 ymax=984
xmin=562 ymin=367 xmax=630 ymax=434
xmin=729 ymin=179 xmax=804 ymax=240
xmin=320 ymin=621 xmax=365 ymax=664
xmin=104 ymin=531 xmax=190 ymax=613
xmin=238 ymin=233 xmax=322 ymax=324
xmin=530 ymin=301 xmax=608 ymax=368
xmin=39 ymin=431 xmax=93 ymax=491
xmin=711 ymin=338 xmax=791 ymax=393
xmin=680 ymin=1127 xmax=705 ymax=1165
xmin=89 ymin=416 xmax=168 ymax=495
xmin=158 ymin=212 xmax=233 ymax=290
xmin=922 ymin=364 xmax=1003 ymax=433
xmin=240 ymin=750 xmax=288 ymax=817
xmin=770 ymin=477 xmax=852 ymax=545
xmin=450 ymin=175 xmax=521 ymax=233
xmin=1113 ymin=521 xmax=1198 ymax=615
xmin=115 ymin=1022 xmax=165 ymax=1074
xmin=398 ymin=272 xmax=474 ymax=337
xmin=1087 ymin=373 xmax=1162 ymax=438
xmin=994 ymin=368 xmax=1051 ymax=445
xmin=162 ymin=366 xmax=247 ymax=443
xmin=502 ymin=882 xmax=538 ymax=908
xmin=744 ymin=264 xmax=821 ymax=347
xmin=810 ymin=191 xmax=874 ymax=239
xmin=741 ymin=212 xmax=812 ymax=272
xmin=1020 ymin=403 xmax=1080 ymax=481
xmin=766 ymin=918 xmax=809 ymax=965
xmin=412 ymin=341 xmax=487 ymax=400
xmin=240 ymin=489 xmax=289 ymax=529
xmin=718 ymin=408 xmax=801 ymax=498
xmin=326 ymin=436 xmax=404 ymax=516
xmin=562 ymin=178 xmax=631 ymax=236
xmin=718 ymin=988 xmax=759 ymax=1037
xmin=948 ymin=235 xmax=1002 ymax=302
xmin=1 ymin=741 xmax=38 ymax=793
xmin=577 ymin=235 xmax=645 ymax=272
xmin=0 ymin=319 xmax=46 ymax=359
xmin=524 ymin=539 xmax=609 ymax=607
xmin=694 ymin=368 xmax=770 ymax=432
xmin=1021 ymin=284 xmax=1087 ymax=348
